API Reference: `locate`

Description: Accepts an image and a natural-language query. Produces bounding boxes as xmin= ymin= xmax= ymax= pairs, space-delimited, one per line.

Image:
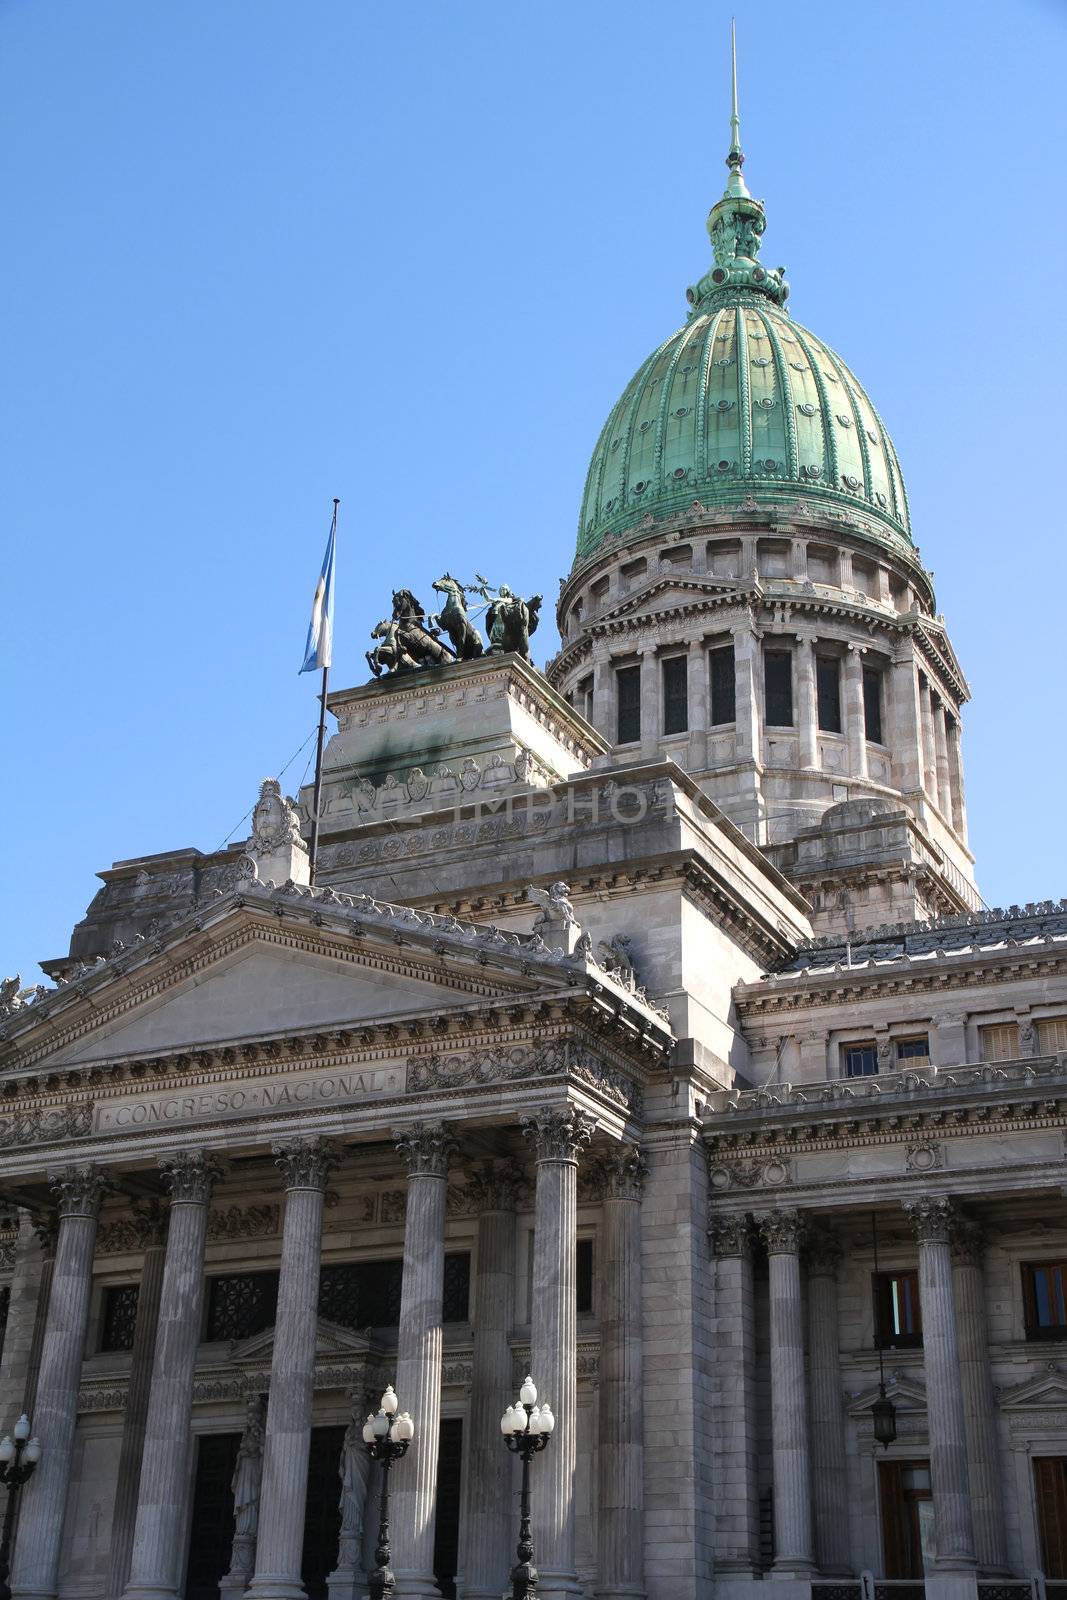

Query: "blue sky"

xmin=3 ymin=0 xmax=1065 ymax=981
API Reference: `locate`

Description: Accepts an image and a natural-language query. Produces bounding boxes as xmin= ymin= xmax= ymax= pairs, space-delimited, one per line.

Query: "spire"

xmin=725 ymin=19 xmax=750 ymax=200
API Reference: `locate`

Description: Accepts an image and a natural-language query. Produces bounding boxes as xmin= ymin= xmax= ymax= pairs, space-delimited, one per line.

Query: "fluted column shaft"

xmin=756 ymin=1210 xmax=813 ymax=1577
xmin=920 ymin=680 xmax=940 ymax=807
xmin=122 ymin=1155 xmax=222 ymax=1600
xmin=843 ymin=646 xmax=868 ymax=780
xmin=933 ymin=699 xmax=952 ymax=821
xmin=248 ymin=1138 xmax=340 ymax=1600
xmin=0 ymin=1212 xmax=51 ymax=1428
xmin=795 ymin=636 xmax=818 ymax=769
xmin=11 ymin=1167 xmax=109 ymax=1600
xmin=522 ymin=1107 xmax=595 ymax=1600
xmin=108 ymin=1207 xmax=168 ymax=1600
xmin=805 ymin=1232 xmax=850 ymax=1576
xmin=596 ymin=1147 xmax=646 ymax=1600
xmin=391 ymin=1122 xmax=456 ymax=1600
xmin=460 ymin=1166 xmax=520 ymax=1600
xmin=709 ymin=1218 xmax=758 ymax=1575
xmin=951 ymin=1220 xmax=1006 ymax=1574
xmin=903 ymin=1198 xmax=976 ymax=1571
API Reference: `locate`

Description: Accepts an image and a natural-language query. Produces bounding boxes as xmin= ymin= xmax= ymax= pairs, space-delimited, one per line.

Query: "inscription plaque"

xmin=93 ymin=1064 xmax=405 ymax=1133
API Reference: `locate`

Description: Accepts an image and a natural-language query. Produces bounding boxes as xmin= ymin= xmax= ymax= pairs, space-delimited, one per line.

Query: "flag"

xmin=300 ymin=508 xmax=336 ymax=674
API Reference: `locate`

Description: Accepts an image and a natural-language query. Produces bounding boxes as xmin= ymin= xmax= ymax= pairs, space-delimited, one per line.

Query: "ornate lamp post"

xmin=0 ymin=1414 xmax=42 ymax=1600
xmin=362 ymin=1386 xmax=414 ymax=1600
xmin=500 ymin=1376 xmax=554 ymax=1600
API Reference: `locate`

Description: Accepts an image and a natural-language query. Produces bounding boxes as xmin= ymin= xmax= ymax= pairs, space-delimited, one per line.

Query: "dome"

xmin=575 ymin=50 xmax=911 ymax=564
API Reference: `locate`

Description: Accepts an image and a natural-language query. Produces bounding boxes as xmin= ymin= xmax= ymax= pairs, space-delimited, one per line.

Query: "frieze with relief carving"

xmin=0 ymin=1102 xmax=93 ymax=1149
xmin=407 ymin=1042 xmax=641 ymax=1115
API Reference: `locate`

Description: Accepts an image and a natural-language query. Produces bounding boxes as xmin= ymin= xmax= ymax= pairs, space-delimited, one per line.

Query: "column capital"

xmin=803 ymin=1225 xmax=842 ymax=1278
xmin=464 ymin=1160 xmax=523 ymax=1214
xmin=709 ymin=1214 xmax=754 ymax=1259
xmin=520 ymin=1105 xmax=597 ymax=1164
xmin=159 ymin=1150 xmax=225 ymax=1205
xmin=755 ymin=1207 xmax=805 ymax=1255
xmin=949 ymin=1213 xmax=986 ymax=1268
xmin=49 ymin=1162 xmax=113 ymax=1219
xmin=272 ymin=1135 xmax=341 ymax=1192
xmin=393 ymin=1119 xmax=458 ymax=1178
xmin=589 ymin=1142 xmax=647 ymax=1201
xmin=903 ymin=1194 xmax=958 ymax=1244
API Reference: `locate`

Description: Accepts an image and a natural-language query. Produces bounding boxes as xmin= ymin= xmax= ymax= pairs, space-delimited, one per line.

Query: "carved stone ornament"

xmin=96 ymin=1201 xmax=168 ymax=1255
xmin=159 ymin=1151 xmax=226 ymax=1206
xmin=755 ymin=1207 xmax=805 ymax=1255
xmin=520 ymin=1106 xmax=597 ymax=1164
xmin=709 ymin=1215 xmax=753 ymax=1259
xmin=462 ymin=1162 xmax=525 ymax=1214
xmin=49 ymin=1164 xmax=113 ymax=1221
xmin=207 ymin=1204 xmax=280 ymax=1242
xmin=804 ymin=1225 xmax=843 ymax=1277
xmin=224 ymin=1392 xmax=266 ymax=1579
xmin=949 ymin=1213 xmax=985 ymax=1268
xmin=272 ymin=1136 xmax=341 ymax=1192
xmin=905 ymin=1140 xmax=943 ymax=1174
xmin=903 ymin=1195 xmax=956 ymax=1245
xmin=589 ymin=1143 xmax=647 ymax=1201
xmin=0 ymin=1102 xmax=94 ymax=1150
xmin=393 ymin=1121 xmax=458 ymax=1179
xmin=249 ymin=778 xmax=304 ymax=854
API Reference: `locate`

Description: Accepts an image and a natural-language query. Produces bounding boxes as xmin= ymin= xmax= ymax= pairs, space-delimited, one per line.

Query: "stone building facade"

xmin=1 ymin=72 xmax=1065 ymax=1600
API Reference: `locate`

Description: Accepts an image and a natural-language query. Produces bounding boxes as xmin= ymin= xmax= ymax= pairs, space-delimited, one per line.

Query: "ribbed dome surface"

xmin=576 ymin=294 xmax=911 ymax=562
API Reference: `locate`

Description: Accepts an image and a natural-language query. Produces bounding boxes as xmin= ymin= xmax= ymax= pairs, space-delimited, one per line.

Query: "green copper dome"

xmin=576 ymin=35 xmax=911 ymax=563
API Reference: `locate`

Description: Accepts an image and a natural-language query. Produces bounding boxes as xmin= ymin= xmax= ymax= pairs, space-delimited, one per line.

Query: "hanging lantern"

xmin=871 ymin=1383 xmax=897 ymax=1449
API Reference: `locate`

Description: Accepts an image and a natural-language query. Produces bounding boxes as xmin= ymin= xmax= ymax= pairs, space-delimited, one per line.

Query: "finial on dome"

xmin=725 ymin=19 xmax=751 ymax=200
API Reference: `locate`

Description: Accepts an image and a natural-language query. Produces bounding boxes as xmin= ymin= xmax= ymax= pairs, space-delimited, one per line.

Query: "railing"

xmin=707 ymin=1053 xmax=1067 ymax=1115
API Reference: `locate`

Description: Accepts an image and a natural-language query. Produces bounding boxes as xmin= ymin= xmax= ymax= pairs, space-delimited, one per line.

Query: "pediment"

xmin=229 ymin=1316 xmax=373 ymax=1363
xmin=848 ymin=1374 xmax=927 ymax=1415
xmin=996 ymin=1367 xmax=1067 ymax=1410
xmin=597 ymin=576 xmax=742 ymax=625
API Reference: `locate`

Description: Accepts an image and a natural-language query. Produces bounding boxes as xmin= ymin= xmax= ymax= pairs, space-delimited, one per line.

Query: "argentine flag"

xmin=300 ymin=509 xmax=337 ymax=674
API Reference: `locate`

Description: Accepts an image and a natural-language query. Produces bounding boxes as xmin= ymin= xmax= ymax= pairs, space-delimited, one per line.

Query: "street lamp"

xmin=362 ymin=1386 xmax=414 ymax=1600
xmin=501 ymin=1376 xmax=554 ymax=1600
xmin=0 ymin=1414 xmax=42 ymax=1600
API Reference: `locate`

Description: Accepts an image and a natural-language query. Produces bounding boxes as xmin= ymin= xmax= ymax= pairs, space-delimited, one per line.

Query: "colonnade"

xmin=6 ymin=1112 xmax=647 ymax=1600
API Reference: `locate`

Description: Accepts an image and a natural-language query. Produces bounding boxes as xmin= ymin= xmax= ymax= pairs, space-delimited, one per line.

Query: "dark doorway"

xmin=301 ymin=1425 xmax=347 ymax=1600
xmin=185 ymin=1432 xmax=241 ymax=1600
xmin=879 ymin=1459 xmax=933 ymax=1578
xmin=1036 ymin=1458 xmax=1067 ymax=1578
xmin=432 ymin=1419 xmax=463 ymax=1599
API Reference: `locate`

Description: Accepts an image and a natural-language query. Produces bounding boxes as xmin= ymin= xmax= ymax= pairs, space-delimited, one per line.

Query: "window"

xmin=616 ymin=665 xmax=641 ymax=745
xmin=1023 ymin=1263 xmax=1067 ymax=1340
xmin=1035 ymin=1458 xmax=1067 ymax=1578
xmin=816 ymin=656 xmax=842 ymax=733
xmin=100 ymin=1283 xmax=140 ymax=1352
xmin=764 ymin=650 xmax=793 ymax=727
xmin=318 ymin=1259 xmax=404 ymax=1329
xmin=442 ymin=1252 xmax=471 ymax=1321
xmin=874 ymin=1269 xmax=922 ymax=1348
xmin=863 ymin=666 xmax=884 ymax=742
xmin=576 ymin=1237 xmax=594 ymax=1315
xmin=843 ymin=1041 xmax=878 ymax=1077
xmin=896 ymin=1036 xmax=930 ymax=1063
xmin=979 ymin=1022 xmax=1019 ymax=1063
xmin=710 ymin=645 xmax=735 ymax=725
xmin=205 ymin=1270 xmax=279 ymax=1341
xmin=577 ymin=674 xmax=594 ymax=723
xmin=662 ymin=656 xmax=688 ymax=735
xmin=1038 ymin=1017 xmax=1067 ymax=1054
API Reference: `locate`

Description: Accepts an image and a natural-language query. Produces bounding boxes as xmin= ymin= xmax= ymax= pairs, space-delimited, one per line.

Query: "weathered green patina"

xmin=575 ymin=30 xmax=911 ymax=562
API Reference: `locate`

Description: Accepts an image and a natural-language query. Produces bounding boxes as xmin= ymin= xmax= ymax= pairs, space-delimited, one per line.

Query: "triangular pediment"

xmin=848 ymin=1374 xmax=927 ymax=1415
xmin=597 ymin=576 xmax=742 ymax=625
xmin=228 ymin=1316 xmax=373 ymax=1363
xmin=996 ymin=1367 xmax=1067 ymax=1410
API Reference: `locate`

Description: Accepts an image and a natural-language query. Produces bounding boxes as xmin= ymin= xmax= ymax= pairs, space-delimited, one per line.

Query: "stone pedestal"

xmin=709 ymin=1217 xmax=758 ymax=1576
xmin=521 ymin=1107 xmax=596 ymax=1600
xmin=122 ymin=1155 xmax=223 ymax=1600
xmin=804 ymin=1230 xmax=850 ymax=1576
xmin=459 ymin=1165 xmax=520 ymax=1600
xmin=391 ymin=1122 xmax=456 ymax=1600
xmin=11 ymin=1166 xmax=109 ymax=1600
xmin=595 ymin=1145 xmax=646 ymax=1600
xmin=248 ymin=1138 xmax=341 ymax=1600
xmin=755 ymin=1210 xmax=814 ymax=1579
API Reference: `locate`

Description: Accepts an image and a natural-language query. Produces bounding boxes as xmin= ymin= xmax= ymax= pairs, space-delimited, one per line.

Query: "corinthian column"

xmin=122 ymin=1153 xmax=224 ymax=1600
xmin=903 ymin=1198 xmax=976 ymax=1571
xmin=795 ymin=636 xmax=818 ymax=769
xmin=460 ymin=1164 xmax=521 ymax=1600
xmin=248 ymin=1137 xmax=341 ymax=1600
xmin=804 ymin=1228 xmax=850 ymax=1576
xmin=843 ymin=645 xmax=869 ymax=781
xmin=0 ymin=1211 xmax=51 ymax=1432
xmin=755 ymin=1209 xmax=814 ymax=1577
xmin=521 ymin=1106 xmax=596 ymax=1600
xmin=391 ymin=1122 xmax=457 ymax=1600
xmin=108 ymin=1203 xmax=169 ymax=1600
xmin=950 ymin=1217 xmax=1006 ymax=1574
xmin=709 ymin=1216 xmax=758 ymax=1575
xmin=594 ymin=1144 xmax=646 ymax=1600
xmin=11 ymin=1166 xmax=110 ymax=1600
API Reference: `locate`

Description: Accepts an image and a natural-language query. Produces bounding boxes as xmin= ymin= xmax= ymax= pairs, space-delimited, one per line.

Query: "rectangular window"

xmin=577 ymin=674 xmax=594 ymax=723
xmin=318 ymin=1259 xmax=404 ymax=1329
xmin=576 ymin=1237 xmax=594 ymax=1315
xmin=1038 ymin=1017 xmax=1067 ymax=1054
xmin=979 ymin=1022 xmax=1019 ymax=1062
xmin=863 ymin=666 xmax=884 ymax=743
xmin=1024 ymin=1262 xmax=1067 ymax=1339
xmin=816 ymin=656 xmax=842 ymax=733
xmin=843 ymin=1041 xmax=878 ymax=1077
xmin=896 ymin=1036 xmax=930 ymax=1063
xmin=206 ymin=1270 xmax=280 ymax=1342
xmin=100 ymin=1283 xmax=140 ymax=1352
xmin=616 ymin=665 xmax=641 ymax=745
xmin=709 ymin=645 xmax=735 ymax=725
xmin=662 ymin=655 xmax=688 ymax=735
xmin=874 ymin=1269 xmax=923 ymax=1349
xmin=764 ymin=650 xmax=793 ymax=727
xmin=442 ymin=1251 xmax=471 ymax=1322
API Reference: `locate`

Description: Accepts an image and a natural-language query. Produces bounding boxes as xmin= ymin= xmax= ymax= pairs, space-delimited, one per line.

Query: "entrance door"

xmin=432 ymin=1419 xmax=463 ymax=1600
xmin=879 ymin=1460 xmax=934 ymax=1578
xmin=185 ymin=1433 xmax=241 ymax=1600
xmin=301 ymin=1425 xmax=347 ymax=1600
xmin=1036 ymin=1458 xmax=1067 ymax=1578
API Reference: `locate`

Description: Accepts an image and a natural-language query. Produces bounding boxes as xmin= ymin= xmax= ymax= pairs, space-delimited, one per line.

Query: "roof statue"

xmin=365 ymin=576 xmax=541 ymax=676
xmin=470 ymin=575 xmax=542 ymax=661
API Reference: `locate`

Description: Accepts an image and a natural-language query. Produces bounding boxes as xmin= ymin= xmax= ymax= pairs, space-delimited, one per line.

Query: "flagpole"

xmin=308 ymin=497 xmax=338 ymax=887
